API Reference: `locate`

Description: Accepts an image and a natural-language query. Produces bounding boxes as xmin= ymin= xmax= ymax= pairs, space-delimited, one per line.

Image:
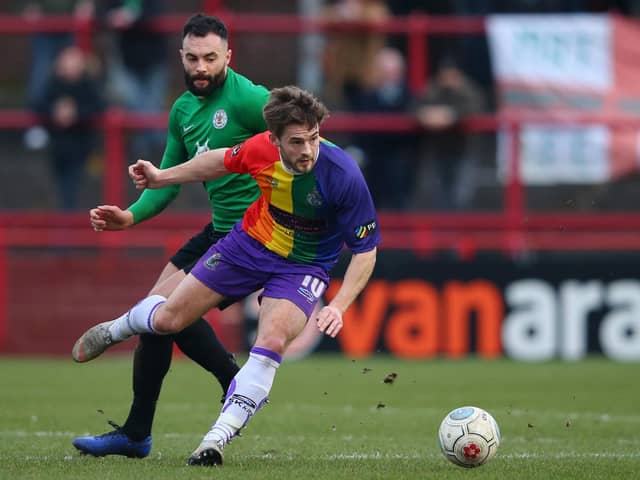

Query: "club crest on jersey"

xmin=213 ymin=109 xmax=228 ymax=129
xmin=204 ymin=252 xmax=221 ymax=270
xmin=355 ymin=220 xmax=377 ymax=239
xmin=306 ymin=188 xmax=323 ymax=207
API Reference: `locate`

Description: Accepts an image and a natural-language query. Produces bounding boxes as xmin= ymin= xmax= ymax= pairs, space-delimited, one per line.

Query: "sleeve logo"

xmin=355 ymin=221 xmax=377 ymax=239
xmin=230 ymin=143 xmax=243 ymax=156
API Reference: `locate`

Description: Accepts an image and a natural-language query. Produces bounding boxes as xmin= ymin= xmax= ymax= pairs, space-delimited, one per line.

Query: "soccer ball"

xmin=438 ymin=406 xmax=501 ymax=468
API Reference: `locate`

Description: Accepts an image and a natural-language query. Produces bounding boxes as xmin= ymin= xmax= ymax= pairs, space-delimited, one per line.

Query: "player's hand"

xmin=315 ymin=305 xmax=343 ymax=338
xmin=89 ymin=205 xmax=134 ymax=231
xmin=129 ymin=159 xmax=161 ymax=190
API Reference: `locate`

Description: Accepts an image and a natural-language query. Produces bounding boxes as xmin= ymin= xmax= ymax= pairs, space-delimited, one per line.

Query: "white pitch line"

xmin=0 ymin=430 xmax=77 ymax=437
xmin=2 ymin=449 xmax=640 ymax=462
xmin=3 ymin=430 xmax=640 ymax=447
xmin=2 ymin=431 xmax=640 ymax=461
xmin=499 ymin=452 xmax=640 ymax=460
xmin=275 ymin=403 xmax=640 ymax=424
xmin=504 ymin=408 xmax=640 ymax=424
xmin=160 ymin=401 xmax=640 ymax=424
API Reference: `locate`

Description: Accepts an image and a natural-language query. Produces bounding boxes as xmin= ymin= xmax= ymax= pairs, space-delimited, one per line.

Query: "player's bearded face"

xmin=181 ymin=33 xmax=229 ymax=97
xmin=184 ymin=68 xmax=225 ymax=97
xmin=277 ymin=124 xmax=320 ymax=174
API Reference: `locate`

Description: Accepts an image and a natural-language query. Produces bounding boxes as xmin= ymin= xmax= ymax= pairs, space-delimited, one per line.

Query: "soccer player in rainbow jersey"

xmin=73 ymin=85 xmax=381 ymax=466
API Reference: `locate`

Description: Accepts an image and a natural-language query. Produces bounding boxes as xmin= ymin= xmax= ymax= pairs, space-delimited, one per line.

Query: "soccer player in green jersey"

xmin=72 ymin=13 xmax=269 ymax=458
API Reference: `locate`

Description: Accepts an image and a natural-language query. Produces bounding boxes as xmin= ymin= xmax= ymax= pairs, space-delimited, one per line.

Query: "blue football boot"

xmin=73 ymin=425 xmax=151 ymax=458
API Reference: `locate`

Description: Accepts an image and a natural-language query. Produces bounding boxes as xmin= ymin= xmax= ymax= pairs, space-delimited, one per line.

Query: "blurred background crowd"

xmin=1 ymin=0 xmax=638 ymax=213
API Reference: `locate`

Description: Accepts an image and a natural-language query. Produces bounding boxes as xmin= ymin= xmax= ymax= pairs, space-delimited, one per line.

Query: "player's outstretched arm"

xmin=89 ymin=205 xmax=134 ymax=231
xmin=315 ymin=248 xmax=377 ymax=338
xmin=130 ymin=147 xmax=230 ymax=190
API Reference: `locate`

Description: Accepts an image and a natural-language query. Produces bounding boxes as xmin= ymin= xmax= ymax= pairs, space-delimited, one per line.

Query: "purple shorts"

xmin=191 ymin=225 xmax=329 ymax=318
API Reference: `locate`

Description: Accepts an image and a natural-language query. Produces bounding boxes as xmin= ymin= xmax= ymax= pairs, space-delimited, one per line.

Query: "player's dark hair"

xmin=263 ymin=86 xmax=329 ymax=138
xmin=182 ymin=13 xmax=228 ymax=40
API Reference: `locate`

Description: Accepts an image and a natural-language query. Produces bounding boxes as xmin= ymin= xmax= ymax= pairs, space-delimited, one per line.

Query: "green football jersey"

xmin=128 ymin=68 xmax=269 ymax=232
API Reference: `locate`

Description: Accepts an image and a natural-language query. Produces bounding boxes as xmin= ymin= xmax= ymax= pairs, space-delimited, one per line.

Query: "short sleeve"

xmin=223 ymin=142 xmax=250 ymax=174
xmin=223 ymin=132 xmax=273 ymax=176
xmin=336 ymin=171 xmax=381 ymax=253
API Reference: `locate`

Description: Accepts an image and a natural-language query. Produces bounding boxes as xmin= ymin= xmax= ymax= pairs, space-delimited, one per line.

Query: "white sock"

xmin=108 ymin=295 xmax=166 ymax=341
xmin=203 ymin=346 xmax=281 ymax=446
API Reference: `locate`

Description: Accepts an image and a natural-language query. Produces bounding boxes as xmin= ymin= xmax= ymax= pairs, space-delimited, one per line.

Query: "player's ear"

xmin=226 ymin=48 xmax=232 ymax=64
xmin=269 ymin=133 xmax=280 ymax=147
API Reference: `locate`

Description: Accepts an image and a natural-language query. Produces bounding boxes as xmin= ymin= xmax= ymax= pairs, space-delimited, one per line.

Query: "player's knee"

xmin=254 ymin=335 xmax=287 ymax=356
xmin=152 ymin=306 xmax=184 ymax=334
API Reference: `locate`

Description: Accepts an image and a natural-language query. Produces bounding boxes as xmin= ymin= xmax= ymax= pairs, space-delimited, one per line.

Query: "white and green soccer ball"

xmin=438 ymin=406 xmax=501 ymax=468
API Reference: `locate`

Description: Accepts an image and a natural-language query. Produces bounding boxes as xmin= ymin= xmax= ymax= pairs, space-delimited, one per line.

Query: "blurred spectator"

xmin=352 ymin=46 xmax=415 ymax=209
xmin=100 ymin=0 xmax=169 ymax=159
xmin=20 ymin=0 xmax=94 ymax=109
xmin=33 ymin=45 xmax=105 ymax=210
xmin=412 ymin=58 xmax=484 ymax=210
xmin=321 ymin=0 xmax=390 ymax=109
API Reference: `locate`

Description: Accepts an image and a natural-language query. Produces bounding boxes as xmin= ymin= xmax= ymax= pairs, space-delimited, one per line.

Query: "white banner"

xmin=497 ymin=125 xmax=611 ymax=185
xmin=488 ymin=14 xmax=612 ymax=90
xmin=486 ymin=14 xmax=640 ymax=185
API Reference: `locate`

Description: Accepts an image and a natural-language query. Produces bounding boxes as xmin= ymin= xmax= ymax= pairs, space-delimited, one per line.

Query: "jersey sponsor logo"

xmin=213 ymin=109 xmax=228 ymax=129
xmin=268 ymin=204 xmax=328 ymax=233
xmin=355 ymin=220 xmax=377 ymax=239
xmin=183 ymin=124 xmax=195 ymax=133
xmin=204 ymin=252 xmax=221 ymax=270
xmin=194 ymin=138 xmax=210 ymax=157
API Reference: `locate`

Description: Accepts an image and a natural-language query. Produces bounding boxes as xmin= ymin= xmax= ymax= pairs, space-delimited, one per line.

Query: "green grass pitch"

xmin=1 ymin=354 xmax=638 ymax=479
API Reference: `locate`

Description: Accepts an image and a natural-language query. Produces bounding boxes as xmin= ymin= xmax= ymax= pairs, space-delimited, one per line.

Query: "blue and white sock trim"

xmin=250 ymin=346 xmax=282 ymax=365
xmin=147 ymin=300 xmax=165 ymax=333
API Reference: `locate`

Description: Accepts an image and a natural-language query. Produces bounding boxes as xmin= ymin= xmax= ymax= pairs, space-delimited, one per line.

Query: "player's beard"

xmin=281 ymin=152 xmax=315 ymax=174
xmin=185 ymin=69 xmax=226 ymax=97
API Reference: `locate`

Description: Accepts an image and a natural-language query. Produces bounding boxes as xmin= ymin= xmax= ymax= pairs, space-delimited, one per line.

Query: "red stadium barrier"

xmin=2 ymin=9 xmax=640 ymax=250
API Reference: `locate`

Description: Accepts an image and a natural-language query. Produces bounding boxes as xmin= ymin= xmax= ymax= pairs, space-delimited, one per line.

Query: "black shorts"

xmin=170 ymin=223 xmax=227 ymax=274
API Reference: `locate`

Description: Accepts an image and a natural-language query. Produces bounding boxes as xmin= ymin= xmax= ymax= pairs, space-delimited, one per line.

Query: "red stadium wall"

xmin=4 ymin=250 xmax=241 ymax=356
xmin=6 ymin=253 xmax=158 ymax=355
